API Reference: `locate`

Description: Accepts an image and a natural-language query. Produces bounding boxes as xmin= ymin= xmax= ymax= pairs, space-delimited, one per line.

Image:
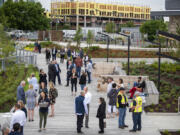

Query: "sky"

xmin=38 ymin=0 xmax=165 ymax=12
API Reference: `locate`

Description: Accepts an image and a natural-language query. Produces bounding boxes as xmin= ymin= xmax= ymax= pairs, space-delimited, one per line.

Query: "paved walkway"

xmin=24 ymin=53 xmax=180 ymax=135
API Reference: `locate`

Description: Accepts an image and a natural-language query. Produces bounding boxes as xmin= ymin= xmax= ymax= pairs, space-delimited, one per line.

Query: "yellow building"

xmin=51 ymin=1 xmax=151 ymax=30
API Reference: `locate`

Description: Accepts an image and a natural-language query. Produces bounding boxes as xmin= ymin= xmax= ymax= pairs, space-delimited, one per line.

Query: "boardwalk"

xmin=24 ymin=53 xmax=180 ymax=135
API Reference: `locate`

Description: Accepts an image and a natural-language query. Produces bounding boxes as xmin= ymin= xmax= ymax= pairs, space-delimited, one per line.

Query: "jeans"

xmin=77 ymin=115 xmax=84 ymax=132
xmin=133 ymin=112 xmax=142 ymax=131
xmin=118 ymin=108 xmax=127 ymax=127
xmin=80 ymin=84 xmax=86 ymax=90
xmin=87 ymin=71 xmax=91 ymax=83
xmin=39 ymin=112 xmax=48 ymax=129
xmin=76 ymin=67 xmax=81 ymax=78
xmin=55 ymin=72 xmax=61 ymax=85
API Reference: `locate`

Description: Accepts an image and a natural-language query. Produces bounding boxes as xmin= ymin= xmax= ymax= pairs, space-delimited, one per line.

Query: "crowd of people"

xmin=4 ymin=46 xmax=145 ymax=135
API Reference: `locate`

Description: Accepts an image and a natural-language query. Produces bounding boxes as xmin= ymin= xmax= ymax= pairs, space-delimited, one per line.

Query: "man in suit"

xmin=54 ymin=60 xmax=61 ymax=85
xmin=75 ymin=91 xmax=88 ymax=134
xmin=52 ymin=47 xmax=57 ymax=60
xmin=17 ymin=81 xmax=26 ymax=104
xmin=48 ymin=61 xmax=56 ymax=84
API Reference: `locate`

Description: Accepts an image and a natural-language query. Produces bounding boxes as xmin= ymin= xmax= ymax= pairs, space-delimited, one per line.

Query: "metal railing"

xmin=0 ymin=49 xmax=37 ymax=71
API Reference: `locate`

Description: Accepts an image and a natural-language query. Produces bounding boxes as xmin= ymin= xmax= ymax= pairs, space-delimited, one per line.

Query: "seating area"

xmin=97 ymin=75 xmax=159 ymax=106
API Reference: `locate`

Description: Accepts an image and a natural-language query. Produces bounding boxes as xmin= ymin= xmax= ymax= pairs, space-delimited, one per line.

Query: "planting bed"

xmin=123 ymin=62 xmax=180 ymax=112
xmin=0 ymin=65 xmax=38 ymax=112
xmin=161 ymin=130 xmax=180 ymax=135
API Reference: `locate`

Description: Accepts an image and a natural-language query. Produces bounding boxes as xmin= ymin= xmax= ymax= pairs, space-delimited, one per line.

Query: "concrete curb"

xmin=145 ymin=112 xmax=180 ymax=116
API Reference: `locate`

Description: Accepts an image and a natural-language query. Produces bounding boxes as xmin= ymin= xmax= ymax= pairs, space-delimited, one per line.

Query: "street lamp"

xmin=117 ymin=32 xmax=131 ymax=75
xmin=97 ymin=32 xmax=111 ymax=63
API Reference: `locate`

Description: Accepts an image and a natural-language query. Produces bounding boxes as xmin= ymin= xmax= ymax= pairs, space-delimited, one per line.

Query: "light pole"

xmin=118 ymin=32 xmax=131 ymax=75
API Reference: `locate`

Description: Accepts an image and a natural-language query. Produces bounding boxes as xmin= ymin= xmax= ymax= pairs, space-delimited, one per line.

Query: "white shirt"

xmin=28 ymin=77 xmax=39 ymax=90
xmin=84 ymin=92 xmax=92 ymax=105
xmin=10 ymin=109 xmax=26 ymax=130
xmin=107 ymin=81 xmax=114 ymax=93
xmin=87 ymin=63 xmax=92 ymax=73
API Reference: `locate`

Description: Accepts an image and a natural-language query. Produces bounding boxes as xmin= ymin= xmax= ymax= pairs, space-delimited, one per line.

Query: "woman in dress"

xmin=38 ymin=91 xmax=50 ymax=132
xmin=25 ymin=84 xmax=37 ymax=121
xmin=49 ymin=82 xmax=58 ymax=117
xmin=70 ymin=68 xmax=78 ymax=96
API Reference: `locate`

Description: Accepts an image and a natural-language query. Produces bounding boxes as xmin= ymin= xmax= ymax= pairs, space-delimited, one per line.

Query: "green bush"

xmin=163 ymin=130 xmax=170 ymax=135
xmin=40 ymin=41 xmax=53 ymax=48
xmin=88 ymin=46 xmax=100 ymax=51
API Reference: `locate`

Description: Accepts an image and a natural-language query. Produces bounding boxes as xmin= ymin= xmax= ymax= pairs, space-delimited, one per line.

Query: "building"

xmin=51 ymin=1 xmax=151 ymax=30
xmin=151 ymin=0 xmax=180 ymax=34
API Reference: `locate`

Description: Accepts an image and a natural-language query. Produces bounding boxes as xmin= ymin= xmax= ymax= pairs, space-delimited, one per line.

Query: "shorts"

xmin=108 ymin=105 xmax=116 ymax=113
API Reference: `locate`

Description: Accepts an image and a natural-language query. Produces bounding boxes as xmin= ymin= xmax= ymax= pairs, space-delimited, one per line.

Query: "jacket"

xmin=38 ymin=96 xmax=50 ymax=113
xmin=75 ymin=57 xmax=83 ymax=67
xmin=108 ymin=88 xmax=118 ymax=106
xmin=75 ymin=95 xmax=85 ymax=114
xmin=48 ymin=64 xmax=56 ymax=75
xmin=39 ymin=73 xmax=47 ymax=84
xmin=117 ymin=93 xmax=128 ymax=108
xmin=79 ymin=74 xmax=86 ymax=85
xmin=17 ymin=85 xmax=26 ymax=104
xmin=96 ymin=102 xmax=106 ymax=119
xmin=70 ymin=73 xmax=78 ymax=83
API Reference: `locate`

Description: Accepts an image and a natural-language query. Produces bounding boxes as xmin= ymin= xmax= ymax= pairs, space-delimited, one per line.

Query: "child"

xmin=96 ymin=97 xmax=106 ymax=134
xmin=9 ymin=123 xmax=21 ymax=135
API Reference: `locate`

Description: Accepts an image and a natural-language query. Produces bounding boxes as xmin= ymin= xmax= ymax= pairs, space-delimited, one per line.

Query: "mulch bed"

xmin=161 ymin=131 xmax=180 ymax=135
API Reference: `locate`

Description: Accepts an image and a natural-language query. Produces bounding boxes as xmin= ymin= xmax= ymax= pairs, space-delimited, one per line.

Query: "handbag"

xmin=104 ymin=120 xmax=106 ymax=128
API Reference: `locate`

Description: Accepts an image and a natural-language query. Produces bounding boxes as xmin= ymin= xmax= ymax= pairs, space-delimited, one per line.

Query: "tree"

xmin=86 ymin=30 xmax=94 ymax=47
xmin=106 ymin=22 xmax=115 ymax=33
xmin=0 ymin=0 xmax=50 ymax=31
xmin=74 ymin=27 xmax=83 ymax=48
xmin=176 ymin=23 xmax=180 ymax=36
xmin=140 ymin=20 xmax=168 ymax=41
xmin=0 ymin=24 xmax=14 ymax=58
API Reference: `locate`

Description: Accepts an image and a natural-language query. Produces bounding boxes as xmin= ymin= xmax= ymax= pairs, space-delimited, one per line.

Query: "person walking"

xmin=49 ymin=82 xmax=58 ymax=117
xmin=107 ymin=83 xmax=118 ymax=118
xmin=86 ymin=60 xmax=92 ymax=84
xmin=18 ymin=100 xmax=27 ymax=118
xmin=52 ymin=47 xmax=57 ymax=60
xmin=75 ymin=56 xmax=83 ymax=78
xmin=54 ymin=60 xmax=61 ymax=85
xmin=17 ymin=81 xmax=26 ymax=104
xmin=96 ymin=97 xmax=106 ymax=134
xmin=60 ymin=48 xmax=65 ymax=63
xmin=116 ymin=87 xmax=129 ymax=129
xmin=107 ymin=78 xmax=114 ymax=93
xmin=37 ymin=41 xmax=41 ymax=54
xmin=25 ymin=84 xmax=37 ymax=122
xmin=67 ymin=48 xmax=71 ymax=59
xmin=38 ymin=91 xmax=50 ymax=132
xmin=70 ymin=68 xmax=78 ymax=96
xmin=10 ymin=104 xmax=26 ymax=135
xmin=45 ymin=48 xmax=51 ymax=64
xmin=79 ymin=48 xmax=84 ymax=59
xmin=118 ymin=78 xmax=124 ymax=89
xmin=84 ymin=87 xmax=92 ymax=128
xmin=28 ymin=73 xmax=39 ymax=92
xmin=48 ymin=61 xmax=56 ymax=84
xmin=129 ymin=92 xmax=143 ymax=132
xmin=75 ymin=91 xmax=88 ymax=134
xmin=84 ymin=54 xmax=89 ymax=67
xmin=39 ymin=69 xmax=47 ymax=87
xmin=66 ymin=60 xmax=74 ymax=87
xmin=79 ymin=70 xmax=87 ymax=90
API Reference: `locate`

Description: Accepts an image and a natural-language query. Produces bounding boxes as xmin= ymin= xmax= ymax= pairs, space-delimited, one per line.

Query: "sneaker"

xmin=124 ymin=125 xmax=128 ymax=128
xmin=129 ymin=129 xmax=136 ymax=132
xmin=77 ymin=131 xmax=84 ymax=134
xmin=137 ymin=129 xmax=141 ymax=131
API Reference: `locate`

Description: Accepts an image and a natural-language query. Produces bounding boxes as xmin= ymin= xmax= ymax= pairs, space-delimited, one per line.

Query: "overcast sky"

xmin=38 ymin=0 xmax=165 ymax=11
